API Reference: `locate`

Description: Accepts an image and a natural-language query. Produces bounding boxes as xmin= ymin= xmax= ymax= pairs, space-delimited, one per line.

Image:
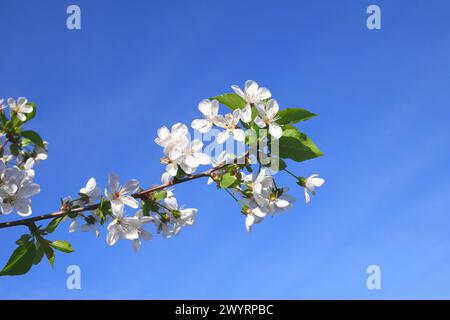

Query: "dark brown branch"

xmin=0 ymin=164 xmax=228 ymax=230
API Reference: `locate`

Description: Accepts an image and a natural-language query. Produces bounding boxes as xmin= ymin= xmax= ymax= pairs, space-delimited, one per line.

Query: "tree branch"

xmin=0 ymin=164 xmax=229 ymax=230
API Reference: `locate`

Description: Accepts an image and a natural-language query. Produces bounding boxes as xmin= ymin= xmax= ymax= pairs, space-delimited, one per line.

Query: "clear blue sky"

xmin=1 ymin=0 xmax=450 ymax=299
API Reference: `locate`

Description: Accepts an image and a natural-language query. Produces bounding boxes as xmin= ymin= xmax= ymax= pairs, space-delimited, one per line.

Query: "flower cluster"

xmin=0 ymin=98 xmax=47 ymax=217
xmin=152 ymin=80 xmax=325 ymax=233
xmin=1 ymin=82 xmax=326 ymax=277
xmin=60 ymin=174 xmax=197 ymax=252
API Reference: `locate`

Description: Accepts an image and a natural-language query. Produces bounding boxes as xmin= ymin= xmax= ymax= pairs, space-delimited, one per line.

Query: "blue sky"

xmin=1 ymin=0 xmax=450 ymax=299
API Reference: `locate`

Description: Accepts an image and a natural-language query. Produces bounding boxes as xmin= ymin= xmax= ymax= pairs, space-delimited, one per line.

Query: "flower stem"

xmin=283 ymin=168 xmax=298 ymax=179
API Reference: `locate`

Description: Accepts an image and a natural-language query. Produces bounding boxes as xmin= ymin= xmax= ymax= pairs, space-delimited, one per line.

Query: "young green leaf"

xmin=277 ymin=108 xmax=317 ymax=125
xmin=0 ymin=241 xmax=36 ymax=276
xmin=212 ymin=93 xmax=246 ymax=111
xmin=49 ymin=240 xmax=74 ymax=253
xmin=21 ymin=130 xmax=44 ymax=147
xmin=10 ymin=143 xmax=19 ymax=157
xmin=43 ymin=244 xmax=55 ymax=267
xmin=15 ymin=234 xmax=31 ymax=246
xmin=220 ymin=172 xmax=237 ymax=188
xmin=279 ymin=126 xmax=323 ymax=162
xmin=151 ymin=190 xmax=167 ymax=202
xmin=33 ymin=242 xmax=45 ymax=265
xmin=46 ymin=216 xmax=64 ymax=233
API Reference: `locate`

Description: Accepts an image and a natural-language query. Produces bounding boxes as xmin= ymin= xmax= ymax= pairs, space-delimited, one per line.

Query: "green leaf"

xmin=43 ymin=244 xmax=55 ymax=267
xmin=50 ymin=240 xmax=74 ymax=253
xmin=15 ymin=234 xmax=31 ymax=246
xmin=46 ymin=216 xmax=64 ymax=233
xmin=277 ymin=108 xmax=317 ymax=125
xmin=21 ymin=130 xmax=44 ymax=147
xmin=212 ymin=93 xmax=246 ymax=110
xmin=0 ymin=241 xmax=36 ymax=276
xmin=279 ymin=126 xmax=323 ymax=162
xmin=151 ymin=190 xmax=167 ymax=202
xmin=33 ymin=242 xmax=44 ymax=265
xmin=220 ymin=173 xmax=237 ymax=188
xmin=10 ymin=143 xmax=19 ymax=157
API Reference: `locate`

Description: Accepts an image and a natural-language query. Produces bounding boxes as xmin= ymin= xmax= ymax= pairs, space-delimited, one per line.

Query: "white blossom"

xmin=191 ymin=99 xmax=219 ymax=133
xmin=214 ymin=109 xmax=246 ymax=144
xmin=163 ymin=139 xmax=210 ymax=176
xmin=254 ymin=99 xmax=283 ymax=139
xmin=106 ymin=209 xmax=152 ymax=252
xmin=79 ymin=177 xmax=101 ymax=204
xmin=242 ymin=169 xmax=295 ymax=232
xmin=155 ymin=123 xmax=189 ymax=154
xmin=105 ymin=174 xmax=139 ymax=216
xmin=302 ymin=174 xmax=325 ymax=204
xmin=0 ymin=163 xmax=40 ymax=216
xmin=7 ymin=97 xmax=33 ymax=122
xmin=231 ymin=80 xmax=271 ymax=123
xmin=151 ymin=191 xmax=198 ymax=238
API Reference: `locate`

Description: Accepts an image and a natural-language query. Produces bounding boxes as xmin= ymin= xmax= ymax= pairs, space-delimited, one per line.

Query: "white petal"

xmin=310 ymin=177 xmax=325 ymax=187
xmin=193 ymin=152 xmax=211 ymax=165
xmin=232 ymin=109 xmax=241 ymax=126
xmin=191 ymin=140 xmax=204 ymax=152
xmin=209 ymin=100 xmax=219 ymax=117
xmin=245 ymin=80 xmax=258 ymax=97
xmin=106 ymin=229 xmax=119 ymax=246
xmin=161 ymin=172 xmax=173 ymax=184
xmin=232 ymin=129 xmax=246 ymax=142
xmin=275 ymin=199 xmax=290 ymax=208
xmin=132 ymin=239 xmax=141 ymax=252
xmin=17 ymin=97 xmax=28 ymax=107
xmin=110 ymin=200 xmax=124 ymax=216
xmin=304 ymin=189 xmax=311 ymax=204
xmin=231 ymin=85 xmax=245 ymax=99
xmin=245 ymin=214 xmax=255 ymax=233
xmin=123 ymin=179 xmax=140 ymax=194
xmin=124 ymin=228 xmax=139 ymax=240
xmin=166 ymin=163 xmax=178 ymax=176
xmin=241 ymin=104 xmax=252 ymax=123
xmin=257 ymin=87 xmax=272 ymax=100
xmin=14 ymin=199 xmax=32 ymax=216
xmin=254 ymin=116 xmax=266 ymax=129
xmin=253 ymin=207 xmax=267 ymax=218
xmin=85 ymin=178 xmax=96 ymax=192
xmin=18 ymin=184 xmax=40 ymax=198
xmin=69 ymin=219 xmax=78 ymax=232
xmin=108 ymin=173 xmax=120 ymax=193
xmin=185 ymin=155 xmax=200 ymax=168
xmin=213 ymin=115 xmax=227 ymax=128
xmin=17 ymin=113 xmax=26 ymax=121
xmin=216 ymin=131 xmax=230 ymax=144
xmin=191 ymin=119 xmax=212 ymax=133
xmin=266 ymin=99 xmax=279 ymax=118
xmin=121 ymin=195 xmax=139 ymax=208
xmin=198 ymin=99 xmax=212 ymax=116
xmin=269 ymin=123 xmax=283 ymax=139
xmin=171 ymin=123 xmax=188 ymax=138
xmin=164 ymin=196 xmax=178 ymax=210
xmin=20 ymin=104 xmax=33 ymax=113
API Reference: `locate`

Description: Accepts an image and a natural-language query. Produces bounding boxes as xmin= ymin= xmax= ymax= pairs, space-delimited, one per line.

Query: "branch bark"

xmin=0 ymin=164 xmax=228 ymax=230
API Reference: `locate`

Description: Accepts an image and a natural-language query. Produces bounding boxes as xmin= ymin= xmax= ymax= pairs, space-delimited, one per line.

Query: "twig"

xmin=0 ymin=163 xmax=230 ymax=230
